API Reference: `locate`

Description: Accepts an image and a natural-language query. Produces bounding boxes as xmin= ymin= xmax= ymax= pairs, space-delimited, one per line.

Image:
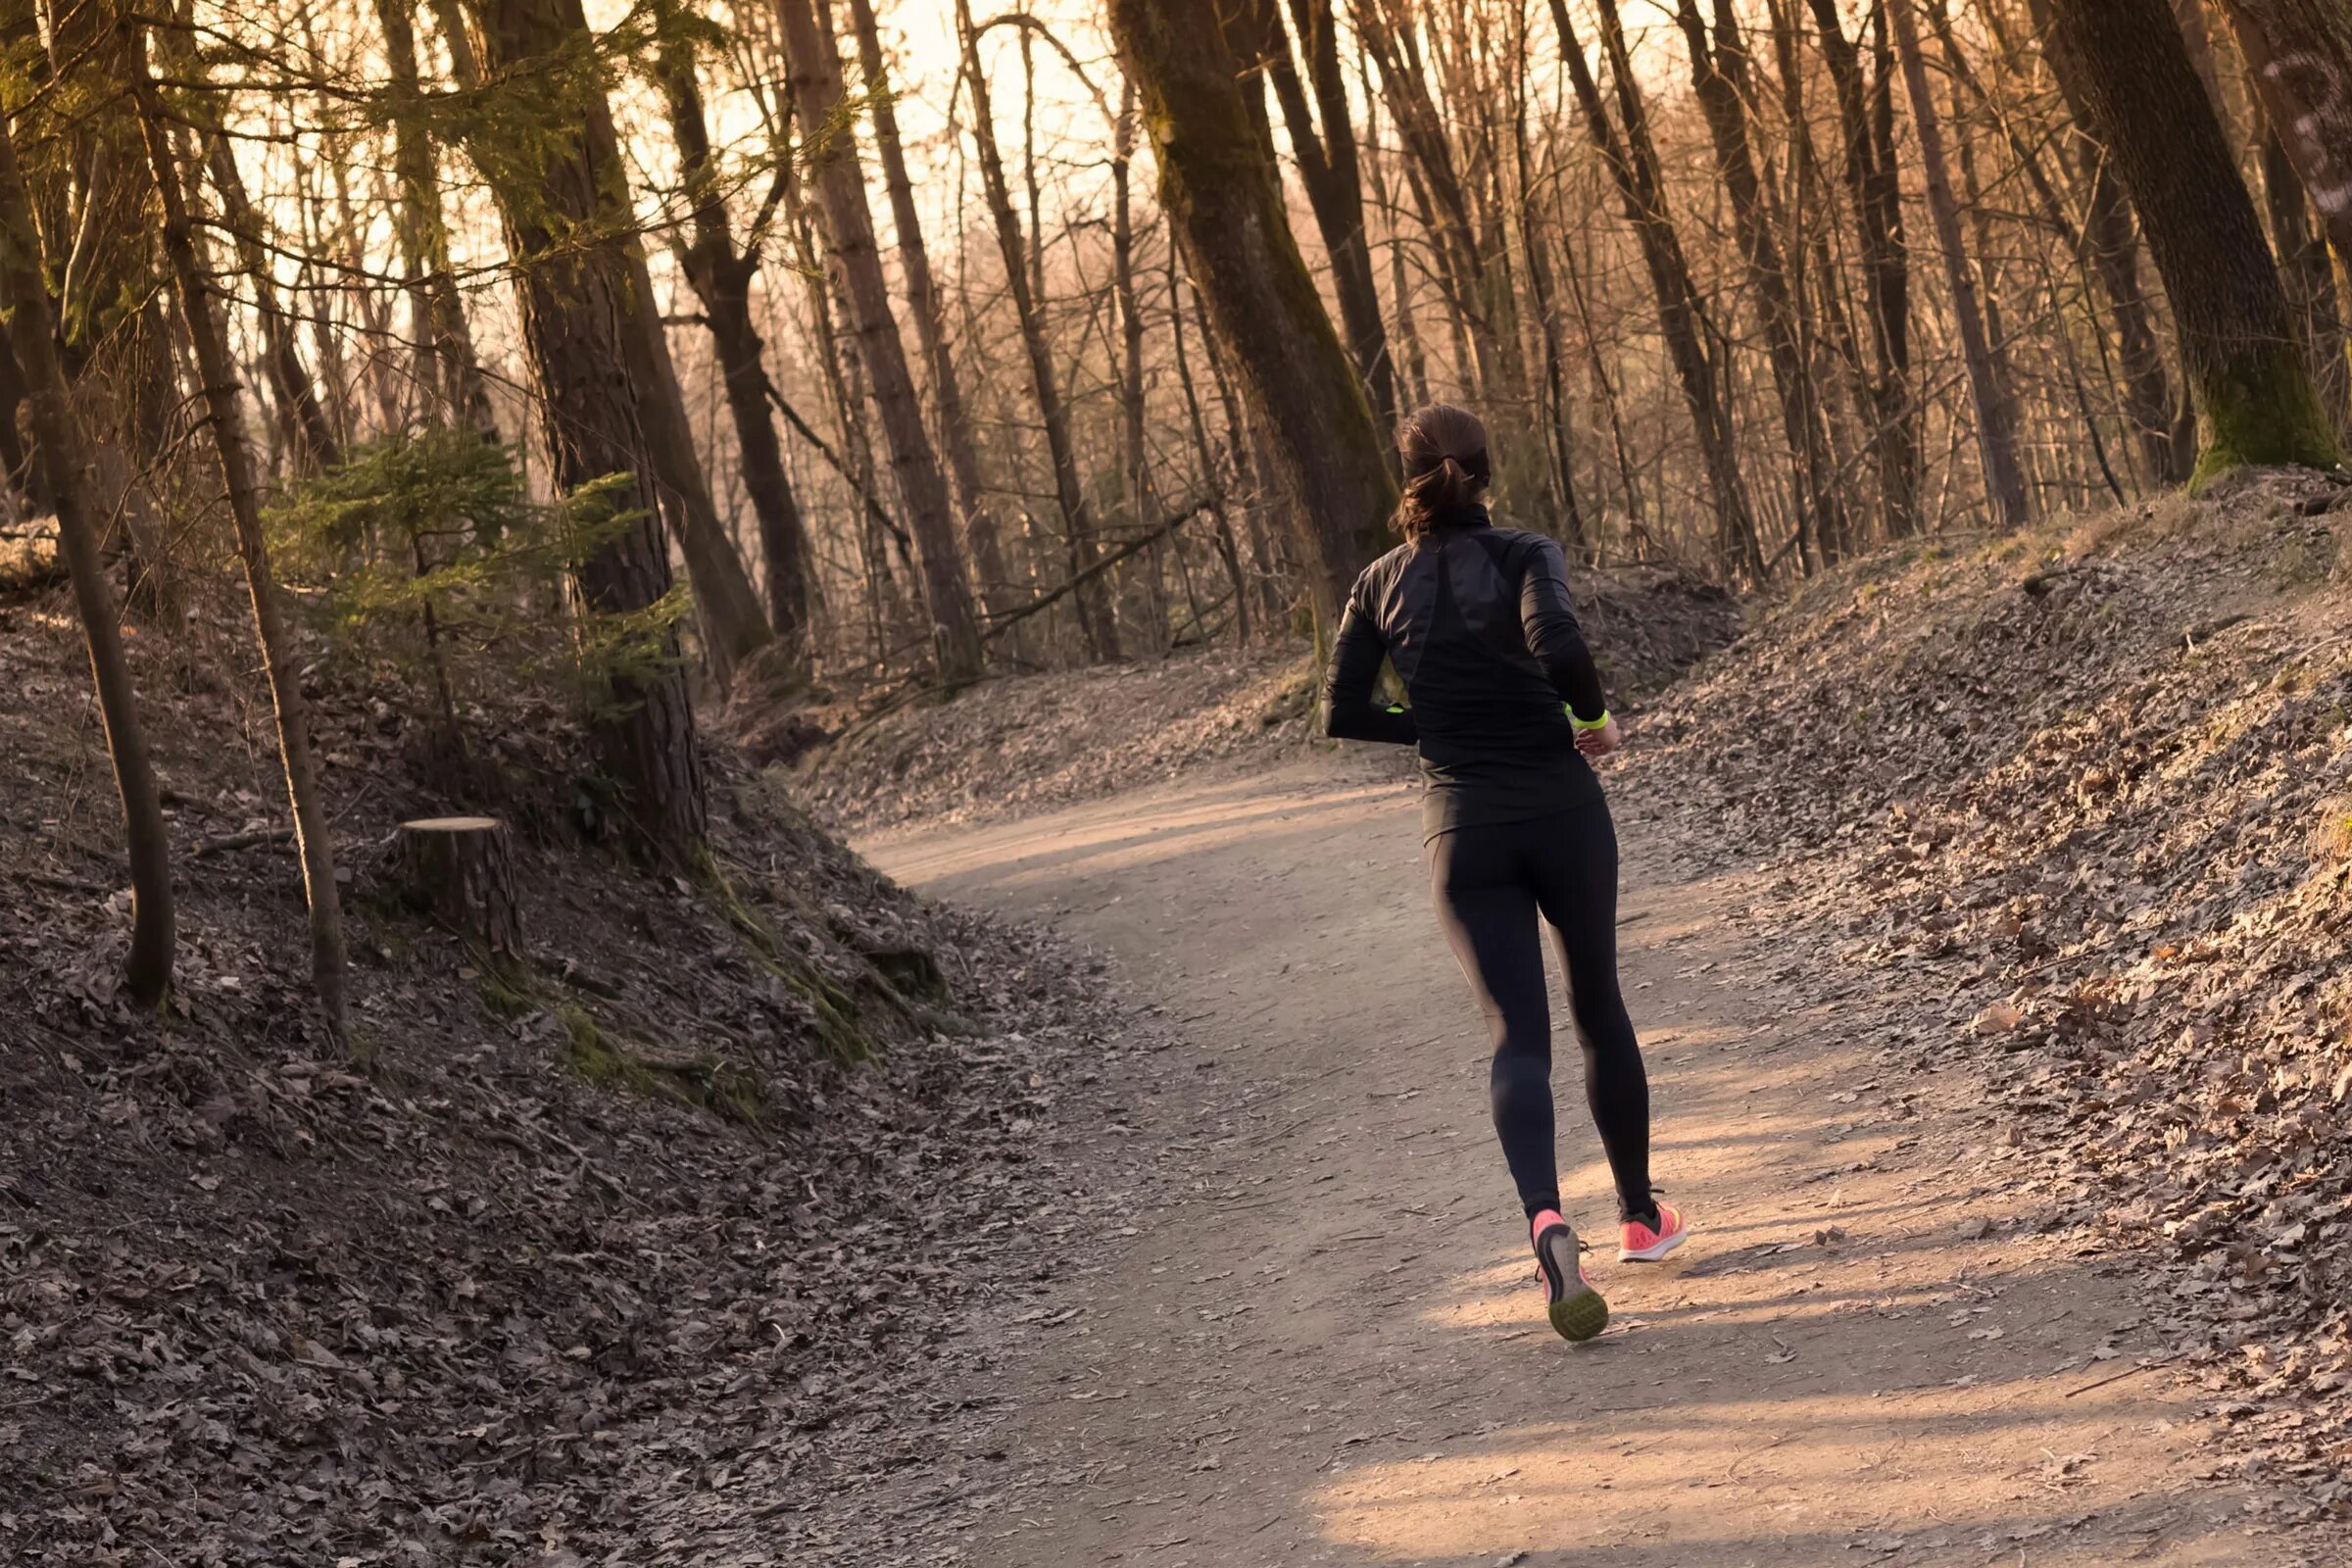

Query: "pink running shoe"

xmin=1531 ymin=1209 xmax=1608 ymax=1342
xmin=1619 ymin=1200 xmax=1690 ymax=1263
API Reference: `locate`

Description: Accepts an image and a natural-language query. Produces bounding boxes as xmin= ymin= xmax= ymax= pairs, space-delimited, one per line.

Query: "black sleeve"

xmin=1519 ymin=536 xmax=1609 ymax=722
xmin=1322 ymin=577 xmax=1418 ymax=745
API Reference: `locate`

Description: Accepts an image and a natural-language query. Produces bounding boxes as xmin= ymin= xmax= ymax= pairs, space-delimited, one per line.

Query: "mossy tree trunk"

xmin=2023 ymin=0 xmax=2192 ymax=484
xmin=2222 ymin=0 xmax=2352 ymax=422
xmin=0 ymin=110 xmax=174 ymax=1006
xmin=2259 ymin=127 xmax=2352 ymax=428
xmin=1105 ymin=0 xmax=1394 ymax=637
xmin=2043 ymin=0 xmax=2342 ymax=482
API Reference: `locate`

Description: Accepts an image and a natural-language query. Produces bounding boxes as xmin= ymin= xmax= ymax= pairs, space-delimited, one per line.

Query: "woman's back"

xmin=1329 ymin=504 xmax=1608 ymax=839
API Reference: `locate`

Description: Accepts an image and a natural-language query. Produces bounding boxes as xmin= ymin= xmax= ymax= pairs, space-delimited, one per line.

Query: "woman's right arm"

xmin=1322 ymin=583 xmax=1417 ymax=745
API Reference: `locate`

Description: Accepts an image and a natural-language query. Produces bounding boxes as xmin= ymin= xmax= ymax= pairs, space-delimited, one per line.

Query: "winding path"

xmin=863 ymin=755 xmax=2322 ymax=1567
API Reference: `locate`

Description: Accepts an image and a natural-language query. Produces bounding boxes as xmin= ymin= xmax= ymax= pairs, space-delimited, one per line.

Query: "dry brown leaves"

xmin=0 ymin=604 xmax=1154 ymax=1564
xmin=1628 ymin=468 xmax=2352 ymax=1518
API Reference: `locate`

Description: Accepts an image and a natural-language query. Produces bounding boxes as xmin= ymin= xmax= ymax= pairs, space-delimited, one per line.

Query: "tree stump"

xmin=397 ymin=816 xmax=522 ymax=956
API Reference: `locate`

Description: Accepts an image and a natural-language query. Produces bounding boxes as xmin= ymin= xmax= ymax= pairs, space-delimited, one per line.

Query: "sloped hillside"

xmin=0 ymin=604 xmax=1127 ymax=1563
xmin=1632 ymin=468 xmax=2352 ymax=1498
xmin=797 ymin=564 xmax=1740 ymax=835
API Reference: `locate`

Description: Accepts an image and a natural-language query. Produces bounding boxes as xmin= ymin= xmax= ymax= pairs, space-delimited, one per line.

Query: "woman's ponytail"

xmin=1392 ymin=404 xmax=1494 ymax=542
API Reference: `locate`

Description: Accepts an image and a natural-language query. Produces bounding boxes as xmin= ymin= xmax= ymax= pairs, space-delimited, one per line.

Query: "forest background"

xmin=4 ymin=0 xmax=2352 ymax=1110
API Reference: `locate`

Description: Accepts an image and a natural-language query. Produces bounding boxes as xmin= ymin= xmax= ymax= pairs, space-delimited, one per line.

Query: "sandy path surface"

xmin=862 ymin=757 xmax=2335 ymax=1567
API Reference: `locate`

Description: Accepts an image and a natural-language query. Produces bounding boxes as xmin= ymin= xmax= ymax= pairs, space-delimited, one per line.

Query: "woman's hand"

xmin=1575 ymin=714 xmax=1623 ymax=758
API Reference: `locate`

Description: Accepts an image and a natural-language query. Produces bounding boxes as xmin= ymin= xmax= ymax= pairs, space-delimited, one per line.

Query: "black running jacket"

xmin=1322 ymin=507 xmax=1610 ymax=837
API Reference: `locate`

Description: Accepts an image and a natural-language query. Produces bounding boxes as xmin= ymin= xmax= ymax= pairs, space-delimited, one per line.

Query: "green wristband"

xmin=1567 ymin=707 xmax=1612 ymax=732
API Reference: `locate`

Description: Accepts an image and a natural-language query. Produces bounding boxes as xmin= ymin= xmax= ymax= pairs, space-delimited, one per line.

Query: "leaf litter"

xmin=1625 ymin=467 xmax=2352 ymax=1524
xmin=0 ymin=603 xmax=1178 ymax=1564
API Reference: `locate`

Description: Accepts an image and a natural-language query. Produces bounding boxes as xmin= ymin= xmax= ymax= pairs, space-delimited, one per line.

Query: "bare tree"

xmin=1556 ymin=0 xmax=1765 ymax=575
xmin=844 ymin=0 xmax=1013 ymax=617
xmin=0 ymin=111 xmax=174 ymax=1005
xmin=1889 ymin=0 xmax=2031 ymax=526
xmin=131 ymin=36 xmax=349 ymax=1037
xmin=954 ymin=0 xmax=1118 ymax=661
xmin=655 ymin=28 xmax=817 ymax=654
xmin=776 ymin=0 xmax=985 ymax=684
xmin=1674 ymin=0 xmax=1848 ymax=562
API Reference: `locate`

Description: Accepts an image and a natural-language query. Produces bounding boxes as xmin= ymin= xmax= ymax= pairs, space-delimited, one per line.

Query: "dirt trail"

xmin=863 ymin=756 xmax=2334 ymax=1568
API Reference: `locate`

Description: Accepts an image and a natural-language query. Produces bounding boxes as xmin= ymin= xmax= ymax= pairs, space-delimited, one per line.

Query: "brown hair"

xmin=1393 ymin=403 xmax=1493 ymax=541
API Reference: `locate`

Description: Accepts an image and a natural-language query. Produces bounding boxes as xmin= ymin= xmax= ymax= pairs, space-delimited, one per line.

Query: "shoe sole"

xmin=1618 ymin=1227 xmax=1689 ymax=1264
xmin=1536 ymin=1224 xmax=1609 ymax=1342
xmin=1548 ymin=1282 xmax=1609 ymax=1342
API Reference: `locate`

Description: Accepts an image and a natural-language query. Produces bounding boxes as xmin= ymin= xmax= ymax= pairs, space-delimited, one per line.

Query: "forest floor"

xmin=827 ymin=470 xmax=2352 ymax=1565
xmin=0 ymin=592 xmax=1152 ymax=1563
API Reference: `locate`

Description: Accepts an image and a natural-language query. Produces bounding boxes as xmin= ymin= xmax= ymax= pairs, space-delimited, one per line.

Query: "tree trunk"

xmin=440 ymin=0 xmax=766 ymax=680
xmin=1352 ymin=0 xmax=1503 ymax=399
xmin=778 ymin=0 xmax=984 ymax=684
xmin=1169 ymin=263 xmax=1251 ymax=642
xmin=1810 ymin=0 xmax=1923 ymax=537
xmin=955 ymin=0 xmax=1118 ymax=661
xmin=618 ymin=241 xmax=776 ymax=687
xmin=398 ymin=816 xmax=522 ymax=957
xmin=0 ymin=112 xmax=174 ymax=1005
xmin=377 ymin=0 xmax=500 ymax=437
xmin=1556 ymin=0 xmax=1764 ymax=576
xmin=1362 ymin=88 xmax=1432 ymax=412
xmin=2261 ymin=125 xmax=2351 ymax=427
xmin=2219 ymin=0 xmax=2352 ymax=263
xmin=2021 ymin=0 xmax=2189 ymax=483
xmin=1889 ymin=0 xmax=2032 ymax=527
xmin=1245 ymin=0 xmax=1396 ymax=430
xmin=0 ymin=329 xmax=31 ymax=511
xmin=1113 ymin=81 xmax=1166 ymax=654
xmin=196 ymin=131 xmax=341 ymax=472
xmin=657 ymin=35 xmax=817 ymax=655
xmin=1676 ymin=0 xmax=1847 ymax=562
xmin=466 ymin=0 xmax=709 ymax=866
xmin=130 ymin=44 xmax=347 ymax=1037
xmin=788 ymin=187 xmax=908 ymax=662
xmin=39 ymin=0 xmax=180 ymax=622
xmin=1107 ymin=0 xmax=1395 ymax=636
xmin=2043 ymin=0 xmax=2341 ymax=478
xmin=844 ymin=0 xmax=1012 ymax=616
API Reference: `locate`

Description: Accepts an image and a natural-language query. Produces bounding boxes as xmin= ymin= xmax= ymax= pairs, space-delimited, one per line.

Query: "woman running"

xmin=1322 ymin=404 xmax=1687 ymax=1342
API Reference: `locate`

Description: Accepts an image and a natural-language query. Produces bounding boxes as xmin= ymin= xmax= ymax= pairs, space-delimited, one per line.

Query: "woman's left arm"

xmin=1519 ymin=537 xmax=1609 ymax=723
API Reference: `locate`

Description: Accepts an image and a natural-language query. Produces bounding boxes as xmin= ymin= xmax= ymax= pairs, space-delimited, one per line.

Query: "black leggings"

xmin=1426 ymin=799 xmax=1653 ymax=1225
